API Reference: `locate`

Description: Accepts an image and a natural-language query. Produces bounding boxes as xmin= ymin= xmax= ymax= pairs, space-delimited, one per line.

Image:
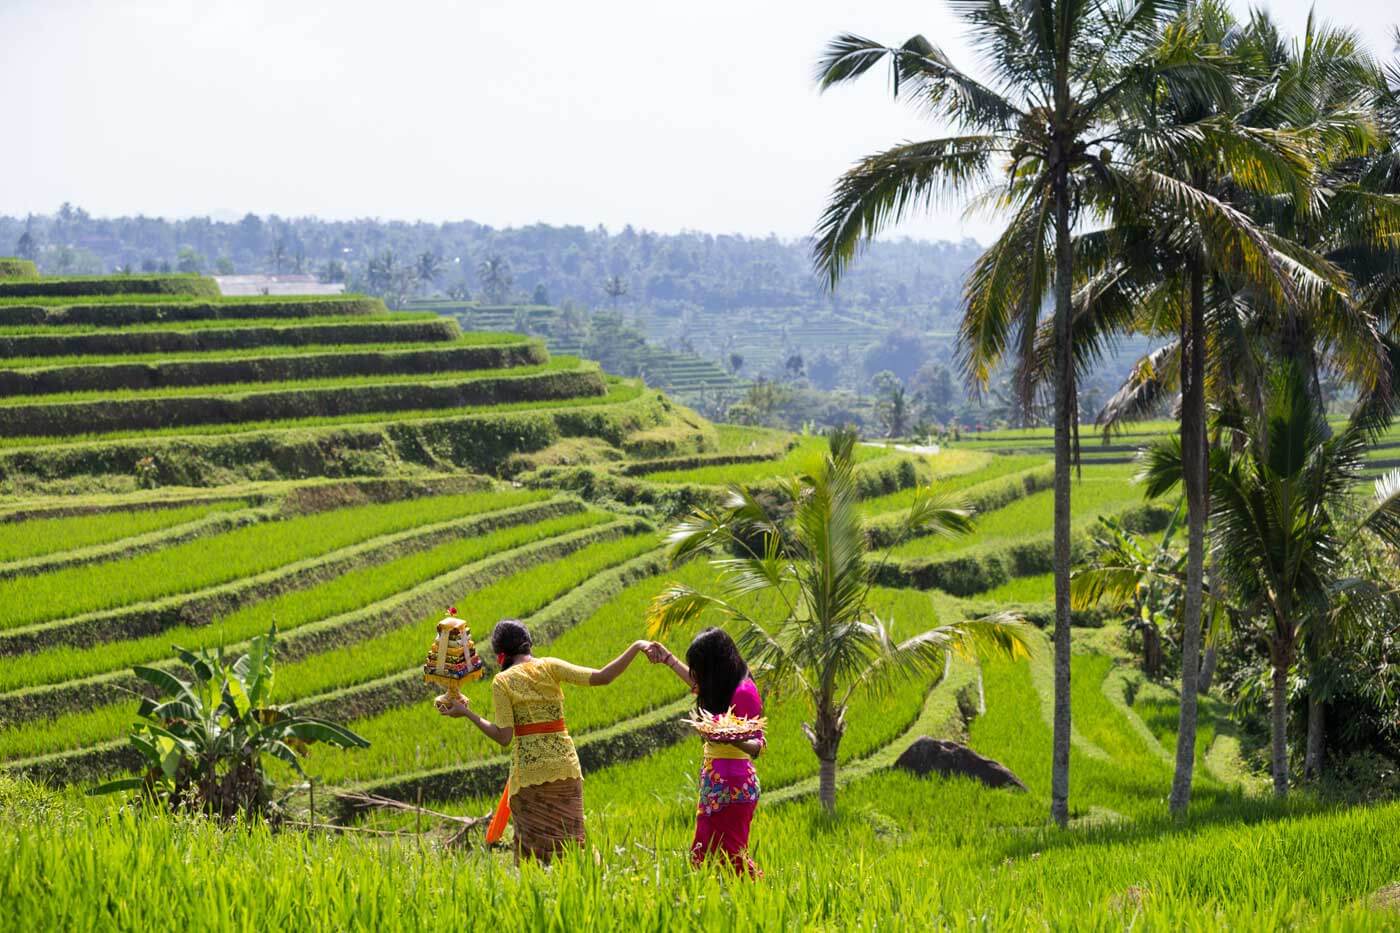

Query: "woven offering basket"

xmin=683 ymin=710 xmax=767 ymax=742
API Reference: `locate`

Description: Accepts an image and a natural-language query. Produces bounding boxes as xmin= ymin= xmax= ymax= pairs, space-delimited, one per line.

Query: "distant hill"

xmin=0 ymin=208 xmax=981 ymax=325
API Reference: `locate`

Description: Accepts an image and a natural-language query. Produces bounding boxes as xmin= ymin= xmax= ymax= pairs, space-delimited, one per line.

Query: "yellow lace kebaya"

xmin=490 ymin=657 xmax=593 ymax=793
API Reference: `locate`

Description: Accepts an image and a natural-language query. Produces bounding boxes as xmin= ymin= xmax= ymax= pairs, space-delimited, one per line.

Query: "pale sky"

xmin=3 ymin=0 xmax=1396 ymax=243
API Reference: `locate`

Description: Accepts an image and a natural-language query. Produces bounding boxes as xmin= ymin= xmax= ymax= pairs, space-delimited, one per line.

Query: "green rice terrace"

xmin=406 ymin=299 xmax=753 ymax=405
xmin=1 ymin=269 xmax=1398 ymax=929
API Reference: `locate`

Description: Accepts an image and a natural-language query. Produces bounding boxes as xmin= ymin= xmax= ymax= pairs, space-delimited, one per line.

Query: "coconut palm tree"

xmin=1080 ymin=10 xmax=1398 ymax=798
xmin=478 ymin=255 xmax=513 ymax=305
xmin=1138 ymin=362 xmax=1400 ymax=796
xmin=646 ymin=430 xmax=1030 ymax=814
xmin=812 ymin=0 xmax=1226 ymax=826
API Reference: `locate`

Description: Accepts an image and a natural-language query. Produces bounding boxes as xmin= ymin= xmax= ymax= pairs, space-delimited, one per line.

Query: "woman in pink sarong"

xmin=648 ymin=628 xmax=763 ymax=876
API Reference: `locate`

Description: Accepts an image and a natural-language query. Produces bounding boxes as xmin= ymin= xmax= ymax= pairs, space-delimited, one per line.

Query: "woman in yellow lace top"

xmin=438 ymin=618 xmax=654 ymax=863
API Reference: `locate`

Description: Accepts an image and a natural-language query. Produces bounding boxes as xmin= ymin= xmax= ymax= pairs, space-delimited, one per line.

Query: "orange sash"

xmin=485 ymin=719 xmax=567 ymax=844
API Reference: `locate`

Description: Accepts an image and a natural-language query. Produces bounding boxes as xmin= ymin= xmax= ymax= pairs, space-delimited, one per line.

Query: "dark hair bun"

xmin=491 ymin=619 xmax=533 ymax=661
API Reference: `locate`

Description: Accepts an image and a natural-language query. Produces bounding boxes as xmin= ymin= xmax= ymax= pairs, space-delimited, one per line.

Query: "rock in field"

xmin=894 ymin=737 xmax=1027 ymax=791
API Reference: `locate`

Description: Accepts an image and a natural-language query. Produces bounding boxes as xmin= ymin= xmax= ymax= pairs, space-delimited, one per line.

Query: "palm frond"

xmin=814 ymin=136 xmax=1006 ymax=288
xmin=1358 ymin=469 xmax=1400 ymax=550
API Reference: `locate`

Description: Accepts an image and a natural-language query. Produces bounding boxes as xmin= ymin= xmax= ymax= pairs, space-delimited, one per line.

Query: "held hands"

xmin=642 ymin=641 xmax=671 ymax=664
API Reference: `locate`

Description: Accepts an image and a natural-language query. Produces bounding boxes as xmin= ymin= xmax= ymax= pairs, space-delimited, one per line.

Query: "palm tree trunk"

xmin=1142 ymin=621 xmax=1162 ymax=678
xmin=1304 ymin=691 xmax=1325 ymax=780
xmin=806 ymin=706 xmax=845 ymax=815
xmin=1049 ymin=159 xmax=1074 ymax=830
xmin=1198 ymin=643 xmax=1218 ymax=694
xmin=1271 ymin=640 xmax=1291 ymax=798
xmin=818 ymin=755 xmax=838 ymax=813
xmin=1170 ymin=257 xmax=1207 ymax=816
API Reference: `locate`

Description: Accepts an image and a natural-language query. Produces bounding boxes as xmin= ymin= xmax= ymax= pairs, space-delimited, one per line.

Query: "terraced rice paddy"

xmin=0 ymin=380 xmax=647 ymax=450
xmin=640 ymin=435 xmax=889 ymax=485
xmin=0 ymin=489 xmax=545 ymax=630
xmin=0 ymin=499 xmax=247 ymax=562
xmin=860 ymin=452 xmax=1047 ymax=516
xmin=891 ymin=463 xmax=1148 ymax=559
xmin=3 ymin=272 xmax=1394 ymax=928
xmin=0 ymin=277 xmax=692 ymax=487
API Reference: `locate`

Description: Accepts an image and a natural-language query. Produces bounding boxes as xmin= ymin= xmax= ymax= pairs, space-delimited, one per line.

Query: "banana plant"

xmin=91 ymin=628 xmax=368 ymax=821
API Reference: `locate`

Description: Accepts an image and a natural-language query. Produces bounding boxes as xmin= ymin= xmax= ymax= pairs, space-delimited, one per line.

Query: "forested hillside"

xmin=2 ymin=209 xmax=1159 ymax=430
xmin=0 ymin=207 xmax=981 ymax=321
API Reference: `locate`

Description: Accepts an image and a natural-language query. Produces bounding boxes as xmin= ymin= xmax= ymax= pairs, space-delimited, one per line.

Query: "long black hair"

xmin=491 ymin=619 xmax=533 ymax=670
xmin=686 ymin=627 xmax=749 ymax=716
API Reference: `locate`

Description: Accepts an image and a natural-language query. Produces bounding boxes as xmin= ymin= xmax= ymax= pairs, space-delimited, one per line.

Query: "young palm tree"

xmin=1138 ymin=363 xmax=1400 ymax=796
xmin=646 ymin=430 xmax=1029 ymax=814
xmin=812 ymin=0 xmax=1222 ymax=826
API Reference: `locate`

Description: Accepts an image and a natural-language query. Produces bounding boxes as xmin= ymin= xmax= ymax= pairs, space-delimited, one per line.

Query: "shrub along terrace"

xmin=0 ymin=332 xmax=530 ymax=370
xmin=0 ymin=258 xmax=38 ymax=280
xmin=0 ymin=356 xmax=587 ymax=407
xmin=0 ymin=384 xmax=691 ymax=494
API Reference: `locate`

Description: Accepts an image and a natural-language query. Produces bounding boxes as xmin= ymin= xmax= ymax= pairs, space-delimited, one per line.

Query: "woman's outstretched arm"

xmin=588 ymin=640 xmax=653 ymax=685
xmin=645 ymin=642 xmax=695 ymax=689
xmin=439 ymin=695 xmax=513 ymax=747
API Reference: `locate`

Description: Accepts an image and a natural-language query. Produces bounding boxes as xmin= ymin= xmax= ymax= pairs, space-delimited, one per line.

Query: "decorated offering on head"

xmin=424 ymin=607 xmax=484 ymax=707
xmin=683 ymin=708 xmax=767 ymax=742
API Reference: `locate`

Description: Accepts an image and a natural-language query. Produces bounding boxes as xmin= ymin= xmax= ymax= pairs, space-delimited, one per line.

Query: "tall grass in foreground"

xmin=0 ymin=489 xmax=544 ymax=629
xmin=0 ymin=500 xmax=246 ymax=563
xmin=3 ymin=768 xmax=1395 ymax=930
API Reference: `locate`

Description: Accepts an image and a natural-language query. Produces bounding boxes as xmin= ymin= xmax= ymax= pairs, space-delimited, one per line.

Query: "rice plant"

xmin=640 ymin=436 xmax=888 ymax=485
xmin=7 ymin=636 xmax=1392 ymax=929
xmin=892 ymin=465 xmax=1146 ymax=559
xmin=0 ymin=500 xmax=246 ymax=563
xmin=0 ymin=508 xmax=608 ymax=693
xmin=0 ymin=519 xmax=634 ymax=762
xmin=0 ymin=489 xmax=545 ymax=630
